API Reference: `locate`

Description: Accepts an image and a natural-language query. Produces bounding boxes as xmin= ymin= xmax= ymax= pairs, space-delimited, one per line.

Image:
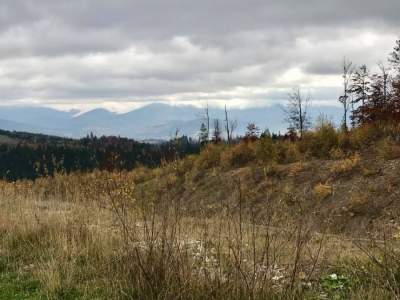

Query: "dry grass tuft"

xmin=313 ymin=183 xmax=332 ymax=201
xmin=330 ymin=154 xmax=361 ymax=177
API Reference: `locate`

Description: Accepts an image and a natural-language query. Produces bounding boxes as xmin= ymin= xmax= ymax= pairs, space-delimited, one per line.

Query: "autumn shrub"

xmin=336 ymin=130 xmax=352 ymax=154
xmin=276 ymin=141 xmax=301 ymax=164
xmin=381 ymin=122 xmax=400 ymax=143
xmin=329 ymin=147 xmax=345 ymax=160
xmin=348 ymin=124 xmax=382 ymax=150
xmin=296 ymin=133 xmax=313 ymax=156
xmin=295 ymin=119 xmax=338 ymax=159
xmin=310 ymin=122 xmax=339 ymax=158
xmin=220 ymin=142 xmax=257 ymax=167
xmin=195 ymin=143 xmax=224 ymax=170
xmin=375 ymin=138 xmax=400 ymax=160
xmin=255 ymin=135 xmax=277 ymax=163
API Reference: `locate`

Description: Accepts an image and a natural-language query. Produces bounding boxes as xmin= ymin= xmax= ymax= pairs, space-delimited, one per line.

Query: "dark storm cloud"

xmin=0 ymin=0 xmax=398 ymax=110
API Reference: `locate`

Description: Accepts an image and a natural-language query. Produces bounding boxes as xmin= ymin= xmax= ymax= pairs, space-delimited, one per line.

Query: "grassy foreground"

xmin=0 ymin=161 xmax=399 ymax=300
xmin=2 ymin=123 xmax=400 ymax=299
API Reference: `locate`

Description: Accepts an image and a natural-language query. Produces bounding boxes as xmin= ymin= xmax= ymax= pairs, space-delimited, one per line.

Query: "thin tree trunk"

xmin=224 ymin=105 xmax=231 ymax=143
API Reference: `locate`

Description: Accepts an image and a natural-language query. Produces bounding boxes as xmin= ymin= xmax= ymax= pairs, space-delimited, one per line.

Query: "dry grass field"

xmin=1 ymin=150 xmax=400 ymax=300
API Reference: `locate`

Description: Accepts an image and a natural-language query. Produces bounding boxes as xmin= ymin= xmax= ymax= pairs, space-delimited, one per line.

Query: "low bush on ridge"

xmin=193 ymin=121 xmax=400 ymax=174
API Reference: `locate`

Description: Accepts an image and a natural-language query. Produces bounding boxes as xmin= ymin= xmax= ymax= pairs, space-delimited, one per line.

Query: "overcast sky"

xmin=0 ymin=0 xmax=399 ymax=112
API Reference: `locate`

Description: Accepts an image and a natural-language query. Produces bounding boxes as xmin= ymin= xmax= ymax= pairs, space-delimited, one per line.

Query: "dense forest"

xmin=0 ymin=130 xmax=199 ymax=181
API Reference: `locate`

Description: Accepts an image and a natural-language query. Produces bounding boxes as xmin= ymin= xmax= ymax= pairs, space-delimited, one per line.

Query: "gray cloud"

xmin=0 ymin=0 xmax=399 ymax=111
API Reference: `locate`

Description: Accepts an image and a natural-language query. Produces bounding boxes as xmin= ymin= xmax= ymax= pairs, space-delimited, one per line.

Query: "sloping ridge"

xmin=137 ymin=156 xmax=400 ymax=236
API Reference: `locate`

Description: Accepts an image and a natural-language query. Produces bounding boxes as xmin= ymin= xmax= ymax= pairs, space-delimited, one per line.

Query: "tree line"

xmin=197 ymin=38 xmax=400 ymax=143
xmin=0 ymin=131 xmax=199 ymax=181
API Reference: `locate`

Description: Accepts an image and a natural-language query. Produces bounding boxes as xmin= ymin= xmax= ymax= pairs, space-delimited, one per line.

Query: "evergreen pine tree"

xmin=198 ymin=122 xmax=208 ymax=145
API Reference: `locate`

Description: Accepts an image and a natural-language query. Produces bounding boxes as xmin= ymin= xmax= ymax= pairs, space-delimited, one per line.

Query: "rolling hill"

xmin=0 ymin=103 xmax=343 ymax=140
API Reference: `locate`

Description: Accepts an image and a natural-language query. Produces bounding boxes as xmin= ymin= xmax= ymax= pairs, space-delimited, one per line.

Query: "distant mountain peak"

xmin=0 ymin=103 xmax=343 ymax=140
xmin=76 ymin=108 xmax=114 ymax=116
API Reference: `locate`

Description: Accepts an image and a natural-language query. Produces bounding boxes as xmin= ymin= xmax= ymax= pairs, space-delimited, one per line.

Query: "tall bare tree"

xmin=205 ymin=103 xmax=210 ymax=141
xmin=378 ymin=62 xmax=390 ymax=102
xmin=285 ymin=88 xmax=311 ymax=139
xmin=389 ymin=39 xmax=400 ymax=73
xmin=229 ymin=119 xmax=238 ymax=141
xmin=338 ymin=58 xmax=354 ymax=131
xmin=224 ymin=105 xmax=231 ymax=143
xmin=212 ymin=119 xmax=222 ymax=143
xmin=389 ymin=39 xmax=400 ymax=121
